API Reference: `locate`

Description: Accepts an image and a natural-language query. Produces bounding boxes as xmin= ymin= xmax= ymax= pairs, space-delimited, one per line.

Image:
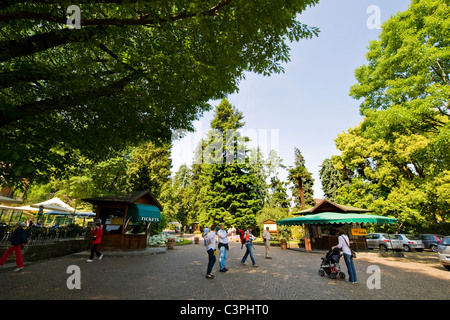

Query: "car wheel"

xmin=403 ymin=245 xmax=411 ymax=252
xmin=379 ymin=244 xmax=388 ymax=251
xmin=431 ymin=245 xmax=438 ymax=253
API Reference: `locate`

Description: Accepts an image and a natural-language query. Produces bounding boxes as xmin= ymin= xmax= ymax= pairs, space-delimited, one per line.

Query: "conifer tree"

xmin=196 ymin=99 xmax=262 ymax=230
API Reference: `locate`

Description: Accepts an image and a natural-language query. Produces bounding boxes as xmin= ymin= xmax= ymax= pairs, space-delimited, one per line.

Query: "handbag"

xmin=342 ymin=235 xmax=357 ymax=258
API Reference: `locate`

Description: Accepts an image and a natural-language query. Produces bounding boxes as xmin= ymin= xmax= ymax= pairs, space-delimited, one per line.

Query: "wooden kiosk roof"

xmin=292 ymin=199 xmax=371 ymax=215
xmin=83 ymin=190 xmax=163 ymax=211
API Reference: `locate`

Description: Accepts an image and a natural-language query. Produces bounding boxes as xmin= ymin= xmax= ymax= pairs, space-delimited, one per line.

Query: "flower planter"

xmin=194 ymin=237 xmax=199 ymax=244
xmin=280 ymin=240 xmax=287 ymax=250
xmin=167 ymin=238 xmax=175 ymax=249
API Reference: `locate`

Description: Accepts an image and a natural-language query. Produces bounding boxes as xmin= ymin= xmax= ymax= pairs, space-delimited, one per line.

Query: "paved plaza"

xmin=1 ymin=237 xmax=449 ymax=302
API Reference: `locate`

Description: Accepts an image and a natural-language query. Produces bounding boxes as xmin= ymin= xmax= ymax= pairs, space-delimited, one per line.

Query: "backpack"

xmin=237 ymin=229 xmax=246 ymax=249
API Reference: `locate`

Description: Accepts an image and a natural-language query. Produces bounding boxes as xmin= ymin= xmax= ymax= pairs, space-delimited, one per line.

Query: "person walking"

xmin=332 ymin=228 xmax=357 ymax=284
xmin=262 ymin=227 xmax=272 ymax=259
xmin=0 ymin=222 xmax=28 ymax=272
xmin=203 ymin=226 xmax=209 ymax=246
xmin=241 ymin=226 xmax=258 ymax=267
xmin=206 ymin=224 xmax=216 ymax=279
xmin=87 ymin=222 xmax=103 ymax=262
xmin=217 ymin=224 xmax=231 ymax=272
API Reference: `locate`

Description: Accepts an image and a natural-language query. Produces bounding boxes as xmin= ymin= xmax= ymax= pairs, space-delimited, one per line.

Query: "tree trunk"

xmin=297 ymin=179 xmax=305 ymax=210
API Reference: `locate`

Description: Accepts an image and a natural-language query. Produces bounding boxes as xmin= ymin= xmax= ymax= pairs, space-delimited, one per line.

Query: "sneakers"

xmin=87 ymin=254 xmax=103 ymax=262
xmin=13 ymin=267 xmax=23 ymax=272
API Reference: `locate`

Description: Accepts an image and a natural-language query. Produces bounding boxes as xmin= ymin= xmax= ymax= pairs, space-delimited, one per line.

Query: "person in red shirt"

xmin=87 ymin=222 xmax=103 ymax=262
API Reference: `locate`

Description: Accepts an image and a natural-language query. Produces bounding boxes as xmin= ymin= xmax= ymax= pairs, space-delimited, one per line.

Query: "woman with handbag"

xmin=332 ymin=228 xmax=357 ymax=284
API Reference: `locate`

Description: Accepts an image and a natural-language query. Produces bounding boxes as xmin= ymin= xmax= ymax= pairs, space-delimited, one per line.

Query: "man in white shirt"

xmin=218 ymin=224 xmax=231 ymax=272
xmin=262 ymin=227 xmax=272 ymax=259
xmin=206 ymin=225 xmax=216 ymax=279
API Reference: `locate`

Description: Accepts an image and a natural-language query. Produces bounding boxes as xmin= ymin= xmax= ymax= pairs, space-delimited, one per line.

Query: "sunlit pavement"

xmin=0 ymin=238 xmax=449 ymax=300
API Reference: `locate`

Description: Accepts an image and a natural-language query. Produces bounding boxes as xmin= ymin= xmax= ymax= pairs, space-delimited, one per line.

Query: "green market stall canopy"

xmin=277 ymin=212 xmax=397 ymax=226
xmin=277 ymin=199 xmax=397 ymax=226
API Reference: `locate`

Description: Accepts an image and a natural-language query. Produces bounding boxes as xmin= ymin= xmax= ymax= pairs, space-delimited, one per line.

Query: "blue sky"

xmin=172 ymin=0 xmax=412 ymax=199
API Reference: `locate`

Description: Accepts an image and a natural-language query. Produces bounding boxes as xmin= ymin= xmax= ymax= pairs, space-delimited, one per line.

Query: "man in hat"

xmin=0 ymin=222 xmax=28 ymax=272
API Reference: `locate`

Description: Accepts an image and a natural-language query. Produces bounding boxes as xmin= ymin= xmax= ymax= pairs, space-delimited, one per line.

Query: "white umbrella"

xmin=31 ymin=197 xmax=76 ymax=213
xmin=0 ymin=195 xmax=23 ymax=205
xmin=168 ymin=221 xmax=181 ymax=226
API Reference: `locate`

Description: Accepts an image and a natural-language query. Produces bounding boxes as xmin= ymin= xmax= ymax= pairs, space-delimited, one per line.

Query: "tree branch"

xmin=0 ymin=71 xmax=139 ymax=127
xmin=0 ymin=26 xmax=107 ymax=62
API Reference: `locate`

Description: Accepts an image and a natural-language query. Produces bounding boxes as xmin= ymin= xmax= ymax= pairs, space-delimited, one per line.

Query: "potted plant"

xmin=167 ymin=238 xmax=175 ymax=249
xmin=194 ymin=236 xmax=199 ymax=244
xmin=280 ymin=238 xmax=287 ymax=250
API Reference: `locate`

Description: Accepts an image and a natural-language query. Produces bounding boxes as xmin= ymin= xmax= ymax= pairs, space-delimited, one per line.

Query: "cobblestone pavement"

xmin=0 ymin=239 xmax=449 ymax=300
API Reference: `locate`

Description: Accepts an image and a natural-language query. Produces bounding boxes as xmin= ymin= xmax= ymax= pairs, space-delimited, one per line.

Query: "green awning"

xmin=127 ymin=203 xmax=161 ymax=223
xmin=277 ymin=212 xmax=397 ymax=226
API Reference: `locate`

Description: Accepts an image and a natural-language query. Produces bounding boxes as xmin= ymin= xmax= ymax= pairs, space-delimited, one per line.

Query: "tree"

xmin=333 ymin=0 xmax=450 ymax=233
xmin=287 ymin=148 xmax=314 ymax=210
xmin=319 ymin=158 xmax=345 ymax=202
xmin=126 ymin=141 xmax=172 ymax=198
xmin=194 ymin=99 xmax=262 ymax=229
xmin=0 ymin=0 xmax=319 ymax=186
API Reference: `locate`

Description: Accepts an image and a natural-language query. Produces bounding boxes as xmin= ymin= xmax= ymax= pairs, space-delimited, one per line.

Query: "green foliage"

xmin=334 ymin=0 xmax=450 ymax=234
xmin=319 ymin=158 xmax=345 ymax=202
xmin=288 ymin=148 xmax=315 ymax=210
xmin=191 ymin=99 xmax=263 ymax=230
xmin=0 ymin=0 xmax=319 ymax=186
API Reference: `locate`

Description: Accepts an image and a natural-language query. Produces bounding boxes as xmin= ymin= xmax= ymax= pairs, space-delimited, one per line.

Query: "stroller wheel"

xmin=339 ymin=272 xmax=346 ymax=279
xmin=330 ymin=272 xmax=337 ymax=279
xmin=318 ymin=269 xmax=325 ymax=276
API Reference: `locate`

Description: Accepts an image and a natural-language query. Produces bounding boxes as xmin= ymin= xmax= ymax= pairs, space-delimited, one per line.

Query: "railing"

xmin=0 ymin=224 xmax=90 ymax=246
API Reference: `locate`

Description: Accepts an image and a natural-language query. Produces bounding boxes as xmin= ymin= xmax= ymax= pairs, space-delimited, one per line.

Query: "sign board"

xmin=262 ymin=219 xmax=278 ymax=234
xmin=351 ymin=228 xmax=367 ymax=236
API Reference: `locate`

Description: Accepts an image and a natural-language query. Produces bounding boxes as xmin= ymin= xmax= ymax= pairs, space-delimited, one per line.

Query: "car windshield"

xmin=441 ymin=238 xmax=450 ymax=246
xmin=406 ymin=235 xmax=421 ymax=240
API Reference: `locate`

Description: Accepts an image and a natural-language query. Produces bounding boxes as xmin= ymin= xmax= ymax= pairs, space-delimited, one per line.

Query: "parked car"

xmin=394 ymin=234 xmax=424 ymax=252
xmin=418 ymin=234 xmax=444 ymax=252
xmin=366 ymin=233 xmax=403 ymax=251
xmin=437 ymin=236 xmax=450 ymax=271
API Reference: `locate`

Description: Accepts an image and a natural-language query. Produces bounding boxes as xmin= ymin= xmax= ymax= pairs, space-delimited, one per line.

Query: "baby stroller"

xmin=318 ymin=248 xmax=346 ymax=279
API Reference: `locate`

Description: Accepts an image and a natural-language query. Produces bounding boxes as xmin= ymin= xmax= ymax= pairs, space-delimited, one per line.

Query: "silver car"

xmin=437 ymin=236 xmax=450 ymax=271
xmin=394 ymin=234 xmax=425 ymax=252
xmin=366 ymin=233 xmax=403 ymax=251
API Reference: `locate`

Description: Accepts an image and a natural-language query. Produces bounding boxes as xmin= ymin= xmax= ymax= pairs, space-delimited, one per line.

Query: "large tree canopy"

xmin=333 ymin=0 xmax=449 ymax=234
xmin=0 ymin=0 xmax=319 ymax=186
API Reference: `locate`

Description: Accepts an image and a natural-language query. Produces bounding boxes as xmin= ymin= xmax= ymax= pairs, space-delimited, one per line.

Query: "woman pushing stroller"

xmin=332 ymin=228 xmax=357 ymax=284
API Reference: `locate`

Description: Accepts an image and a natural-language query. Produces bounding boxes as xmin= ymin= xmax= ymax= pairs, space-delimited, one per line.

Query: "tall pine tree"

xmin=196 ymin=99 xmax=262 ymax=230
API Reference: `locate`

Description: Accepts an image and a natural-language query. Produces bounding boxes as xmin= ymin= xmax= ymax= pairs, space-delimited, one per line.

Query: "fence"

xmin=0 ymin=224 xmax=90 ymax=246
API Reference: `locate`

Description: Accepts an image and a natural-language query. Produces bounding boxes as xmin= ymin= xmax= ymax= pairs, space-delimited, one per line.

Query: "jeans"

xmin=219 ymin=245 xmax=228 ymax=270
xmin=241 ymin=243 xmax=256 ymax=265
xmin=343 ymin=253 xmax=357 ymax=283
xmin=207 ymin=249 xmax=216 ymax=275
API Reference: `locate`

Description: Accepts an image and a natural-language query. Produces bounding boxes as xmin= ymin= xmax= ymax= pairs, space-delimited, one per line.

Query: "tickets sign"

xmin=351 ymin=228 xmax=367 ymax=236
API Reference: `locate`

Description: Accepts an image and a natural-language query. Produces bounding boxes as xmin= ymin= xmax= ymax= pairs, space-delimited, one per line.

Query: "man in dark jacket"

xmin=0 ymin=222 xmax=28 ymax=272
